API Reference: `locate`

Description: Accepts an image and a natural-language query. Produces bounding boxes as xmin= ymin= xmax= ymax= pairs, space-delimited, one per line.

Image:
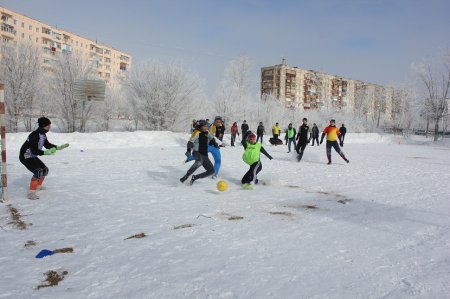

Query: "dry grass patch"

xmin=174 ymin=224 xmax=195 ymax=230
xmin=53 ymin=247 xmax=74 ymax=253
xmin=270 ymin=211 xmax=294 ymax=216
xmin=124 ymin=233 xmax=146 ymax=240
xmin=24 ymin=240 xmax=37 ymax=248
xmin=36 ymin=270 xmax=68 ymax=290
xmin=7 ymin=204 xmax=30 ymax=230
xmin=302 ymin=205 xmax=318 ymax=210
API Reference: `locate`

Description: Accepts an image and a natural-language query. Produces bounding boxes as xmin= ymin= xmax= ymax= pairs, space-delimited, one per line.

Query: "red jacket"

xmin=231 ymin=124 xmax=239 ymax=135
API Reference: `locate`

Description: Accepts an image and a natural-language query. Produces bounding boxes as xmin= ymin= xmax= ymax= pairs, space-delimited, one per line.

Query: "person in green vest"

xmin=241 ymin=133 xmax=273 ymax=189
xmin=284 ymin=123 xmax=297 ymax=153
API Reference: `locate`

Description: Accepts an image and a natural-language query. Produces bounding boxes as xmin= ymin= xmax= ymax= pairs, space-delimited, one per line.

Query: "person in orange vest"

xmin=320 ymin=119 xmax=349 ymax=165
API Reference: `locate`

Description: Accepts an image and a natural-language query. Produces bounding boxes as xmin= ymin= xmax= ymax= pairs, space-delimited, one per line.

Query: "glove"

xmin=269 ymin=156 xmax=273 ymax=160
xmin=185 ymin=150 xmax=191 ymax=157
xmin=57 ymin=143 xmax=70 ymax=150
xmin=44 ymin=147 xmax=57 ymax=155
xmin=320 ymin=139 xmax=323 ymax=145
xmin=307 ymin=139 xmax=311 ymax=144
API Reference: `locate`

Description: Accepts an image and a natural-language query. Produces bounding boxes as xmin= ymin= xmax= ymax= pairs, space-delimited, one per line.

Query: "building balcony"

xmin=1 ymin=24 xmax=16 ymax=37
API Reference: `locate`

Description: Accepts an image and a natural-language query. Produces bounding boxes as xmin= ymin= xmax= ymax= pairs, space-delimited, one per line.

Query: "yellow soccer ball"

xmin=217 ymin=180 xmax=228 ymax=192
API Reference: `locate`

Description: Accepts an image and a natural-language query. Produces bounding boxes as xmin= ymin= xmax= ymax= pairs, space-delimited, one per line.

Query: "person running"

xmin=241 ymin=132 xmax=272 ymax=189
xmin=230 ymin=122 xmax=239 ymax=146
xmin=256 ymin=122 xmax=265 ymax=143
xmin=19 ymin=117 xmax=70 ymax=200
xmin=339 ymin=124 xmax=347 ymax=146
xmin=241 ymin=120 xmax=249 ymax=137
xmin=295 ymin=118 xmax=310 ymax=162
xmin=180 ymin=119 xmax=218 ymax=185
xmin=284 ymin=123 xmax=297 ymax=153
xmin=320 ymin=119 xmax=349 ymax=165
xmin=272 ymin=122 xmax=281 ymax=144
xmin=311 ymin=123 xmax=320 ymax=146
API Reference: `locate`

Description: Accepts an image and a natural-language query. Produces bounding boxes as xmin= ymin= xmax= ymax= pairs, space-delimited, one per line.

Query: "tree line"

xmin=0 ymin=41 xmax=448 ymax=140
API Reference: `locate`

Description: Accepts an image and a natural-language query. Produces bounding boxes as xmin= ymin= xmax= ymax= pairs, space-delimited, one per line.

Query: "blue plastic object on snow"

xmin=35 ymin=249 xmax=54 ymax=258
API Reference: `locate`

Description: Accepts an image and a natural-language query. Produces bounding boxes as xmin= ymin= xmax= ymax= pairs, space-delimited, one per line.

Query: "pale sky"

xmin=1 ymin=0 xmax=449 ymax=95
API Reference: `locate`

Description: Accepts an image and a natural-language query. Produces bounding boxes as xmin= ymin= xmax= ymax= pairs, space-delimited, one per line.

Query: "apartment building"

xmin=0 ymin=6 xmax=131 ymax=82
xmin=261 ymin=61 xmax=394 ymax=117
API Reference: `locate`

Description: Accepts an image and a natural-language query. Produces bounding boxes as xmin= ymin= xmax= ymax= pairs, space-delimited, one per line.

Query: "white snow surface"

xmin=1 ymin=131 xmax=450 ymax=298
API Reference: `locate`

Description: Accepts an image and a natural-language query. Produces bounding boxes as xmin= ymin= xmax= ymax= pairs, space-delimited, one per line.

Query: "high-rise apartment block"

xmin=0 ymin=6 xmax=131 ymax=82
xmin=261 ymin=61 xmax=394 ymax=115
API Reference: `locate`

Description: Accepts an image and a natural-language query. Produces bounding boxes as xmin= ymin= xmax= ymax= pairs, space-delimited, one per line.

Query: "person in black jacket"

xmin=180 ymin=119 xmax=218 ymax=185
xmin=19 ymin=117 xmax=69 ymax=200
xmin=311 ymin=123 xmax=320 ymax=146
xmin=295 ymin=118 xmax=310 ymax=162
xmin=256 ymin=122 xmax=265 ymax=143
xmin=339 ymin=124 xmax=347 ymax=146
xmin=241 ymin=120 xmax=249 ymax=137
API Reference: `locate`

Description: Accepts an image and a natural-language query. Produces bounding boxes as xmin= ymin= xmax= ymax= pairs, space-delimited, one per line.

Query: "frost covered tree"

xmin=412 ymin=50 xmax=450 ymax=141
xmin=0 ymin=41 xmax=42 ymax=132
xmin=123 ymin=62 xmax=202 ymax=131
xmin=214 ymin=55 xmax=255 ymax=124
xmin=46 ymin=52 xmax=97 ymax=132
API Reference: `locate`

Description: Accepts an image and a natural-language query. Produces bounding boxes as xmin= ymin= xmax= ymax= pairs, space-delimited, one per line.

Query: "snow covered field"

xmin=1 ymin=131 xmax=450 ymax=298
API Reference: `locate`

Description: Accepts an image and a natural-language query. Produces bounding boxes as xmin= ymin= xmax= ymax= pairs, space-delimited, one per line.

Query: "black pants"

xmin=341 ymin=134 xmax=346 ymax=144
xmin=296 ymin=139 xmax=307 ymax=154
xmin=185 ymin=151 xmax=214 ymax=179
xmin=19 ymin=156 xmax=49 ymax=179
xmin=326 ymin=141 xmax=347 ymax=162
xmin=241 ymin=161 xmax=262 ymax=184
xmin=257 ymin=134 xmax=263 ymax=143
xmin=311 ymin=136 xmax=319 ymax=146
xmin=231 ymin=134 xmax=236 ymax=146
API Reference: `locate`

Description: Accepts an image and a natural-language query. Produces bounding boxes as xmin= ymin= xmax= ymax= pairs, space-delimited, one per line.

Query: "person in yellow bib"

xmin=284 ymin=123 xmax=297 ymax=153
xmin=272 ymin=122 xmax=281 ymax=143
xmin=241 ymin=133 xmax=272 ymax=189
xmin=320 ymin=119 xmax=349 ymax=165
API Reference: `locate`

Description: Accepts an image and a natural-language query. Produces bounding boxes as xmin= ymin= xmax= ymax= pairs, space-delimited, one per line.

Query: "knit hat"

xmin=38 ymin=117 xmax=51 ymax=128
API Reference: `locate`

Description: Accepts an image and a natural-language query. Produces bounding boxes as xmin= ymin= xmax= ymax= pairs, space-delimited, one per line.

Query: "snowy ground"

xmin=1 ymin=131 xmax=450 ymax=298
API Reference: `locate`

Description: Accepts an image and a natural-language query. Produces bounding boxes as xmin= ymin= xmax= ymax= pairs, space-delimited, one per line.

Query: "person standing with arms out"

xmin=339 ymin=124 xmax=347 ymax=146
xmin=284 ymin=123 xmax=297 ymax=153
xmin=272 ymin=122 xmax=281 ymax=144
xmin=180 ymin=119 xmax=218 ymax=185
xmin=320 ymin=119 xmax=349 ymax=165
xmin=230 ymin=122 xmax=239 ymax=146
xmin=19 ymin=117 xmax=70 ymax=200
xmin=241 ymin=120 xmax=249 ymax=137
xmin=295 ymin=118 xmax=310 ymax=162
xmin=310 ymin=123 xmax=320 ymax=146
xmin=241 ymin=132 xmax=272 ymax=189
xmin=256 ymin=122 xmax=265 ymax=143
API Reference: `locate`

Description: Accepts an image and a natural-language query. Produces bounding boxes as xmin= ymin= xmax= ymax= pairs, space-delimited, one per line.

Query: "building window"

xmin=1 ymin=15 xmax=8 ymax=22
xmin=21 ymin=22 xmax=24 ymax=28
xmin=13 ymin=19 xmax=17 ymax=25
xmin=21 ymin=33 xmax=24 ymax=38
xmin=36 ymin=27 xmax=39 ymax=32
xmin=36 ymin=37 xmax=38 ymax=43
xmin=29 ymin=25 xmax=32 ymax=30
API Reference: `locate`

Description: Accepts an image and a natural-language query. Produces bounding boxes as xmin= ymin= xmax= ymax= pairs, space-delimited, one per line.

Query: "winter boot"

xmin=190 ymin=175 xmax=198 ymax=185
xmin=180 ymin=175 xmax=189 ymax=183
xmin=242 ymin=183 xmax=253 ymax=190
xmin=27 ymin=191 xmax=39 ymax=200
